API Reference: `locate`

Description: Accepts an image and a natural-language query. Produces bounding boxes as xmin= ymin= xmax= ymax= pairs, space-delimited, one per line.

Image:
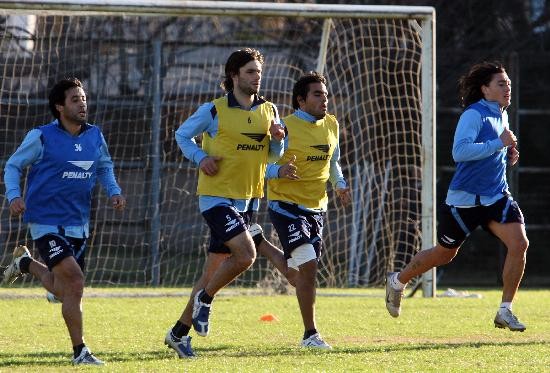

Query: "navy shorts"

xmin=437 ymin=195 xmax=524 ymax=249
xmin=268 ymin=201 xmax=324 ymax=259
xmin=35 ymin=233 xmax=86 ymax=271
xmin=201 ymin=205 xmax=254 ymax=254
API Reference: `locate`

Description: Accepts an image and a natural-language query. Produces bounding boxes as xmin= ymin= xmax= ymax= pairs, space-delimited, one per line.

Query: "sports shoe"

xmin=494 ymin=308 xmax=526 ymax=332
xmin=2 ymin=245 xmax=31 ymax=284
xmin=72 ymin=346 xmax=104 ymax=365
xmin=301 ymin=333 xmax=332 ymax=349
xmin=249 ymin=223 xmax=263 ymax=238
xmin=46 ymin=291 xmax=62 ymax=303
xmin=164 ymin=330 xmax=196 ymax=358
xmin=385 ymin=272 xmax=403 ymax=318
xmin=192 ymin=289 xmax=212 ymax=337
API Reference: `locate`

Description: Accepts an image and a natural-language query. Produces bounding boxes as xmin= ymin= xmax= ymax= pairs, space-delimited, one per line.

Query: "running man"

xmin=385 ymin=61 xmax=528 ymax=332
xmin=3 ymin=77 xmax=126 ymax=364
xmin=268 ymin=71 xmax=352 ymax=348
xmin=165 ymin=48 xmax=297 ymax=358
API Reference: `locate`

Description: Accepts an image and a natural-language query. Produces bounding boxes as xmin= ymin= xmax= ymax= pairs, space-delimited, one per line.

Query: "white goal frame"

xmin=0 ymin=0 xmax=436 ymax=296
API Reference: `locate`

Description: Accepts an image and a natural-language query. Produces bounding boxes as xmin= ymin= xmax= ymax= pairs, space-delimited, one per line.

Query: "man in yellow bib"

xmin=268 ymin=72 xmax=352 ymax=349
xmin=166 ymin=48 xmax=297 ymax=358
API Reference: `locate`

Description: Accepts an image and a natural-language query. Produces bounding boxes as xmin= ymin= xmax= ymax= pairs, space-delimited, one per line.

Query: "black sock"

xmin=172 ymin=320 xmax=191 ymax=339
xmin=304 ymin=329 xmax=317 ymax=340
xmin=199 ymin=290 xmax=213 ymax=304
xmin=73 ymin=343 xmax=85 ymax=358
xmin=19 ymin=257 xmax=32 ymax=273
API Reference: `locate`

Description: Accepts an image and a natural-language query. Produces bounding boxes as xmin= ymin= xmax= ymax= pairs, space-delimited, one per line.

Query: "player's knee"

xmin=235 ymin=248 xmax=256 ymax=269
xmin=61 ymin=275 xmax=84 ymax=298
xmin=297 ymin=260 xmax=317 ymax=282
xmin=54 ymin=261 xmax=84 ymax=295
xmin=286 ymin=269 xmax=298 ymax=288
xmin=508 ymin=237 xmax=529 ymax=257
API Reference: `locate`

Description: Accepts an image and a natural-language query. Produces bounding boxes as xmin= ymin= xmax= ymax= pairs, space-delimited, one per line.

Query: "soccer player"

xmin=166 ymin=48 xmax=297 ymax=358
xmin=2 ymin=77 xmax=126 ymax=365
xmin=267 ymin=72 xmax=352 ymax=348
xmin=385 ymin=61 xmax=528 ymax=332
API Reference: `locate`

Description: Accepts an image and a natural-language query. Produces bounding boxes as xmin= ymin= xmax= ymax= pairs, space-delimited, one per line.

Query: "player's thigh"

xmin=487 ymin=221 xmax=528 ymax=254
xmin=51 ymin=256 xmax=84 ymax=295
xmin=224 ymin=230 xmax=255 ymax=259
xmin=486 ymin=196 xmax=528 ymax=254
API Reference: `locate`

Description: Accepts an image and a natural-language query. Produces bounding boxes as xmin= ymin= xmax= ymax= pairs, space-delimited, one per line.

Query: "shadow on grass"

xmin=0 ymin=345 xmax=232 ymax=367
xmin=1 ymin=340 xmax=548 ymax=366
xmin=333 ymin=340 xmax=550 ymax=355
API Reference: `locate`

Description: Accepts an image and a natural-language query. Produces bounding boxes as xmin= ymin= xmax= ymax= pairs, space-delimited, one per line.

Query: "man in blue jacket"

xmin=3 ymin=77 xmax=126 ymax=365
xmin=385 ymin=62 xmax=527 ymax=332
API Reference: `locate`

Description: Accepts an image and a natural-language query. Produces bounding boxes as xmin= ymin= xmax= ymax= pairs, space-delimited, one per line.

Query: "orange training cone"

xmin=260 ymin=313 xmax=279 ymax=322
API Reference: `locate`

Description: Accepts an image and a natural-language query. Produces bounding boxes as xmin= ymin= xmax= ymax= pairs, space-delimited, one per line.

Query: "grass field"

xmin=0 ymin=287 xmax=549 ymax=372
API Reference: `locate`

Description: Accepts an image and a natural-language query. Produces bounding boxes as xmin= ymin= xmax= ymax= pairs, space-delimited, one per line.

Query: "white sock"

xmin=499 ymin=302 xmax=512 ymax=312
xmin=390 ymin=273 xmax=406 ymax=290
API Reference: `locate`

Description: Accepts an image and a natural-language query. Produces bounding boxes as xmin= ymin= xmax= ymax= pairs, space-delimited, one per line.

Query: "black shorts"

xmin=437 ymin=195 xmax=524 ymax=249
xmin=35 ymin=233 xmax=86 ymax=271
xmin=268 ymin=201 xmax=324 ymax=259
xmin=201 ymin=205 xmax=254 ymax=254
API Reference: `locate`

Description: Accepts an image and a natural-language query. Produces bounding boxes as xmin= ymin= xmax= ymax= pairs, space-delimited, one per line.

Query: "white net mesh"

xmin=0 ymin=10 xmax=427 ymax=287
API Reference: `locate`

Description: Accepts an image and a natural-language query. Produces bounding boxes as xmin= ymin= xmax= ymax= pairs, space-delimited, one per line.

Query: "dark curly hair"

xmin=292 ymin=71 xmax=327 ymax=110
xmin=48 ymin=77 xmax=84 ymax=119
xmin=458 ymin=61 xmax=506 ymax=108
xmin=221 ymin=48 xmax=264 ymax=92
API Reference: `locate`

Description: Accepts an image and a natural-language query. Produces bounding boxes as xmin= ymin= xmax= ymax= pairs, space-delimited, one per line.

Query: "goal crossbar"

xmin=0 ymin=0 xmax=434 ymax=19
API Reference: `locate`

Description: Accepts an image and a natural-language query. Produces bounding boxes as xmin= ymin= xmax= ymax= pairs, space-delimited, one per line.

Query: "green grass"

xmin=0 ymin=287 xmax=549 ymax=372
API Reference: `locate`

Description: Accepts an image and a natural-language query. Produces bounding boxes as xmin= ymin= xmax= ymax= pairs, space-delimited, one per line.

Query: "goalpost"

xmin=0 ymin=1 xmax=436 ymax=296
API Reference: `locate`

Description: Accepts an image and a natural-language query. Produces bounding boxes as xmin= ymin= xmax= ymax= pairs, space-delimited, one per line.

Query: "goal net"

xmin=0 ymin=1 xmax=435 ymax=291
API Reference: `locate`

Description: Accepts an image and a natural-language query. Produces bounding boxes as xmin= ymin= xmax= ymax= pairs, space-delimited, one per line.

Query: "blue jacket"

xmin=4 ymin=120 xmax=121 ymax=236
xmin=448 ymin=99 xmax=508 ymax=201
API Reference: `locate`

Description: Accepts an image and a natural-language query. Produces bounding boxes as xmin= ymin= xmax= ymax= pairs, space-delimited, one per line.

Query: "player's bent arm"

xmin=265 ymin=163 xmax=281 ymax=180
xmin=268 ymin=118 xmax=286 ymax=162
xmin=328 ymin=143 xmax=345 ymax=187
xmin=97 ymin=138 xmax=122 ymax=197
xmin=452 ymin=110 xmax=503 ymax=162
xmin=4 ymin=129 xmax=43 ymax=202
xmin=97 ymin=167 xmax=122 ymax=197
xmin=175 ymin=102 xmax=217 ymax=166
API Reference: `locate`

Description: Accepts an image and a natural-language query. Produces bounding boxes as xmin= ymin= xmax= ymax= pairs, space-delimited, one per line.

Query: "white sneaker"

xmin=249 ymin=223 xmax=263 ymax=237
xmin=192 ymin=289 xmax=212 ymax=337
xmin=385 ymin=272 xmax=403 ymax=318
xmin=2 ymin=245 xmax=31 ymax=284
xmin=46 ymin=291 xmax=62 ymax=303
xmin=72 ymin=347 xmax=104 ymax=365
xmin=494 ymin=308 xmax=526 ymax=332
xmin=301 ymin=333 xmax=332 ymax=349
xmin=249 ymin=223 xmax=264 ymax=246
xmin=164 ymin=330 xmax=196 ymax=358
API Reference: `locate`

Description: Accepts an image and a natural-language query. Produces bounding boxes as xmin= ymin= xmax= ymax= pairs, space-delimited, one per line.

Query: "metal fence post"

xmin=150 ymin=39 xmax=162 ymax=286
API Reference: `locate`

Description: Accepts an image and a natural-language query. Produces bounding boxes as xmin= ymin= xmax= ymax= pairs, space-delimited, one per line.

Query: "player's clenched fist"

xmin=278 ymin=155 xmax=299 ymax=180
xmin=269 ymin=120 xmax=285 ymax=141
xmin=199 ymin=156 xmax=223 ymax=176
xmin=9 ymin=197 xmax=26 ymax=216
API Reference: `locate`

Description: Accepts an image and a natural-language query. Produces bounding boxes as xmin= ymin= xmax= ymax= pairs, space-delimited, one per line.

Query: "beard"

xmin=238 ymin=80 xmax=259 ymax=96
xmin=67 ymin=111 xmax=87 ymax=125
